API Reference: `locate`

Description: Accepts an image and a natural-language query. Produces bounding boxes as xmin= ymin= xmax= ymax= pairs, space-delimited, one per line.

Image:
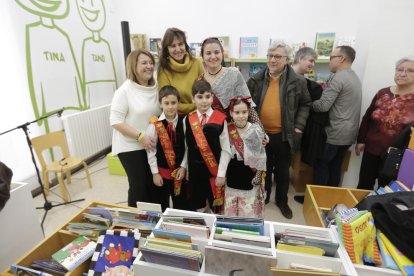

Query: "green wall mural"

xmin=15 ymin=0 xmax=117 ymax=131
xmin=76 ymin=0 xmax=117 ymax=108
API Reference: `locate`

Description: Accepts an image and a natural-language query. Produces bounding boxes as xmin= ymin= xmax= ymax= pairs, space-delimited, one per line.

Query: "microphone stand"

xmin=0 ymin=108 xmax=84 ymax=236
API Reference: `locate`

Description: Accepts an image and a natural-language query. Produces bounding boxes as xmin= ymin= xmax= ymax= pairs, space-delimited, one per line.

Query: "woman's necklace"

xmin=207 ymin=66 xmax=223 ymax=76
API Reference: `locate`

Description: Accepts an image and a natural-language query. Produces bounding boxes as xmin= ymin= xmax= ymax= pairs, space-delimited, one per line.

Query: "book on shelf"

xmin=51 ymin=236 xmax=97 ymax=271
xmin=149 ymin=38 xmax=162 ymax=58
xmin=161 ymin=221 xmax=210 ymax=239
xmin=130 ymin=33 xmax=147 ymax=51
xmin=336 ymin=37 xmax=355 ymax=47
xmin=30 ymin=259 xmax=68 ymax=275
xmin=239 ymin=37 xmax=259 ymax=58
xmin=87 ymin=206 xmax=113 ymax=223
xmin=88 ymin=230 xmax=140 ymax=276
xmin=10 ymin=264 xmax=54 ymax=276
xmin=314 ymin=32 xmax=336 ymax=59
xmin=376 ymin=230 xmax=399 ymax=270
xmin=276 ymin=242 xmax=325 ymax=256
xmin=379 ymin=231 xmax=414 ymax=275
xmin=204 ymin=245 xmax=276 ymax=276
xmin=162 ymin=215 xmax=207 ymax=226
xmin=189 ymin=42 xmax=202 ymax=57
xmin=146 ymin=236 xmax=199 ymax=251
xmin=152 ymin=228 xmax=193 ymax=242
xmin=140 ymin=244 xmax=203 ymax=272
xmin=215 ymin=215 xmax=265 ymax=235
xmin=217 ymin=36 xmax=230 ymax=58
xmin=66 ymin=221 xmax=108 ymax=238
xmin=278 ymin=233 xmax=339 ymax=257
xmin=136 ymin=201 xmax=162 ymax=212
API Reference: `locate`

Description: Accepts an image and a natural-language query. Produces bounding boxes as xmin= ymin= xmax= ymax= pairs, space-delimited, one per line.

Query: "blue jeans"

xmin=313 ymin=143 xmax=350 ymax=187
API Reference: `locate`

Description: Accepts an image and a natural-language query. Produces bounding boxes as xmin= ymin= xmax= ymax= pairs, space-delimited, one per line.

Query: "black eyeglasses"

xmin=329 ymin=55 xmax=342 ymax=61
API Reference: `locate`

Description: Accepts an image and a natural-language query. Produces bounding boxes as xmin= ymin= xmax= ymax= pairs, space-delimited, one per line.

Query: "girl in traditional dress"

xmin=224 ymin=97 xmax=267 ymax=217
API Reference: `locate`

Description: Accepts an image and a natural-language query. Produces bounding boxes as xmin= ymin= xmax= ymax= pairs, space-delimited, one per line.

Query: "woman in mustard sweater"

xmin=158 ymin=28 xmax=204 ymax=114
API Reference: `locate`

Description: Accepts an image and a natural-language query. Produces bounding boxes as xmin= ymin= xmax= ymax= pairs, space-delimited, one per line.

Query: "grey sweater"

xmin=312 ymin=68 xmax=362 ymax=145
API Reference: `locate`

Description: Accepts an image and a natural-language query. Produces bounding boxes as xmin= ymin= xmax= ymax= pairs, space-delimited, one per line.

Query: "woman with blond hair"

xmin=110 ymin=49 xmax=161 ymax=206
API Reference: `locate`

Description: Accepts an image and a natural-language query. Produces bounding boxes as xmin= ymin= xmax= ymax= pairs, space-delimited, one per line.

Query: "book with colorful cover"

xmin=88 ymin=230 xmax=140 ymax=276
xmin=314 ymin=32 xmax=336 ymax=59
xmin=379 ymin=231 xmax=414 ymax=275
xmin=376 ymin=230 xmax=399 ymax=271
xmin=11 ymin=264 xmax=54 ymax=276
xmin=52 ymin=236 xmax=97 ymax=271
xmin=149 ymin=38 xmax=162 ymax=59
xmin=152 ymin=228 xmax=192 ymax=242
xmin=31 ymin=259 xmax=68 ymax=275
xmin=239 ymin=37 xmax=258 ymax=58
xmin=217 ymin=36 xmax=230 ymax=59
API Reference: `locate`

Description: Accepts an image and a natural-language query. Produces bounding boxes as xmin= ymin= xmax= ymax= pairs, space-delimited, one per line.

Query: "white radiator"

xmin=61 ymin=104 xmax=112 ymax=159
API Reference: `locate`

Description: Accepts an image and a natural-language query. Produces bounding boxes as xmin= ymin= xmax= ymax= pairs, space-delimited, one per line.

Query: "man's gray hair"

xmin=268 ymin=40 xmax=291 ymax=61
xmin=396 ymin=55 xmax=414 ymax=68
xmin=293 ymin=47 xmax=318 ymax=64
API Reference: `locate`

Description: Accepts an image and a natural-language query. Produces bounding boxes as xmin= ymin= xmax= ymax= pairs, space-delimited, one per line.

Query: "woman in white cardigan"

xmin=110 ymin=49 xmax=161 ymax=207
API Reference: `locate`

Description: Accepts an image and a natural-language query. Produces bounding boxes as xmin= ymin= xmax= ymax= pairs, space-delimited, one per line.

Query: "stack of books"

xmin=275 ymin=231 xmax=339 ymax=257
xmin=140 ymin=229 xmax=203 ymax=272
xmin=66 ymin=212 xmax=110 ymax=237
xmin=107 ymin=207 xmax=161 ymax=237
xmin=212 ymin=216 xmax=271 ymax=255
xmin=160 ymin=215 xmax=210 ymax=239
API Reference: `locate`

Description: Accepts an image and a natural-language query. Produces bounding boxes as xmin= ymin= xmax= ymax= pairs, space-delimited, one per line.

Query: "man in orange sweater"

xmin=247 ymin=41 xmax=311 ymax=219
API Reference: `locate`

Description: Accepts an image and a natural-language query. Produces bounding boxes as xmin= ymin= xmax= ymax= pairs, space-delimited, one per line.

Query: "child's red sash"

xmin=152 ymin=117 xmax=182 ymax=195
xmin=188 ymin=111 xmax=225 ymax=208
xmin=227 ymin=122 xmax=245 ymax=159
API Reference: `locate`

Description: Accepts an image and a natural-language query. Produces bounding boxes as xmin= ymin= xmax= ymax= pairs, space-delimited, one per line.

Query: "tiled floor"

xmin=33 ymin=157 xmax=306 ymax=237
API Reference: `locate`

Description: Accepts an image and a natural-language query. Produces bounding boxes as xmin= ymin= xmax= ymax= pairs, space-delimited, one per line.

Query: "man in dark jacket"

xmin=247 ymin=41 xmax=311 ymax=219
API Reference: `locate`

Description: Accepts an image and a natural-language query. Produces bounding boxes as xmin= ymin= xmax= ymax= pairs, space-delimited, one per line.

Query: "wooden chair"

xmin=31 ymin=131 xmax=92 ymax=202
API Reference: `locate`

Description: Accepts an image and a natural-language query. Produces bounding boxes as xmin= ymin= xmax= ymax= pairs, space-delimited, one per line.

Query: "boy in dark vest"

xmin=146 ymin=85 xmax=187 ymax=211
xmin=184 ymin=80 xmax=231 ymax=214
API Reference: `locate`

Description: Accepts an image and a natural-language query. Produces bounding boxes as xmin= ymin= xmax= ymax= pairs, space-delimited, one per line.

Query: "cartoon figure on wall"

xmin=15 ymin=0 xmax=85 ymax=132
xmin=76 ymin=0 xmax=117 ymax=108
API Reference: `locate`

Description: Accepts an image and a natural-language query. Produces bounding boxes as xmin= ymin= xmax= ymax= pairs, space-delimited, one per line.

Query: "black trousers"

xmin=152 ymin=178 xmax=191 ymax=212
xmin=265 ymin=133 xmax=291 ymax=205
xmin=118 ymin=150 xmax=154 ymax=207
xmin=357 ymin=151 xmax=390 ymax=190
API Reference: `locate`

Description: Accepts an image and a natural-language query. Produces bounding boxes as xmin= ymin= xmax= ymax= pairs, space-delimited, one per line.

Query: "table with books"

xmin=3 ymin=200 xmax=362 ymax=276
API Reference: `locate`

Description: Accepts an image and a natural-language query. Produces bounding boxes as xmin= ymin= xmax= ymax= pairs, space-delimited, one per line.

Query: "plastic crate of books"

xmin=273 ymin=221 xmax=357 ymax=275
xmin=159 ymin=208 xmax=216 ymax=254
xmin=133 ymin=208 xmax=217 ymax=276
xmin=133 ymin=252 xmax=217 ymax=276
xmin=208 ymin=220 xmax=275 ymax=257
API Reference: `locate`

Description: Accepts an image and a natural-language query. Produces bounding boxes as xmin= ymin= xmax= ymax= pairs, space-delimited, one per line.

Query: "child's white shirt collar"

xmin=196 ymin=108 xmax=213 ymax=120
xmin=158 ymin=112 xmax=178 ymax=125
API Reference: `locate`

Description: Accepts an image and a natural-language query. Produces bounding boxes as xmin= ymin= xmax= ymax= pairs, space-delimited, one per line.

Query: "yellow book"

xmin=146 ymin=236 xmax=198 ymax=250
xmin=379 ymin=232 xmax=414 ymax=276
xmin=276 ymin=243 xmax=325 ymax=256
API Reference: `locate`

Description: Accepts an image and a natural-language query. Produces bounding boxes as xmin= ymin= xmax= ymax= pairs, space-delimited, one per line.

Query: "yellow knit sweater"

xmin=157 ymin=54 xmax=204 ymax=114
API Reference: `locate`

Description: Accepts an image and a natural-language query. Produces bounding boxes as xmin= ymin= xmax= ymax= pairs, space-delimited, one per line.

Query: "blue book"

xmin=377 ymin=230 xmax=399 ymax=270
xmin=239 ymin=37 xmax=259 ymax=59
xmin=152 ymin=229 xmax=192 ymax=242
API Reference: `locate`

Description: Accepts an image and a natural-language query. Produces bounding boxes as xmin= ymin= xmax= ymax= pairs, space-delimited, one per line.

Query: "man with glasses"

xmin=247 ymin=41 xmax=311 ymax=219
xmin=312 ymin=46 xmax=362 ymax=187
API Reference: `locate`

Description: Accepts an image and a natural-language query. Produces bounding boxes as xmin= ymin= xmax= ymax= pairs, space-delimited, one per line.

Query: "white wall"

xmin=1 ymin=0 xmax=413 ymax=190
